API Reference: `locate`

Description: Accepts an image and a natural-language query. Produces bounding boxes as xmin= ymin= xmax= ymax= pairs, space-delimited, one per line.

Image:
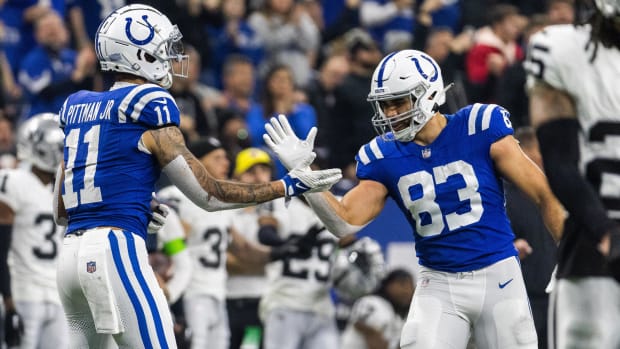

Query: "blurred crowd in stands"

xmin=0 ymin=0 xmax=576 ymax=177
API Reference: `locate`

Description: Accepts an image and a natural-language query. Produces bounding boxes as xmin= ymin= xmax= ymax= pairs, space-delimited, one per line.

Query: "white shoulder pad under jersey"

xmin=0 ymin=168 xmax=62 ymax=303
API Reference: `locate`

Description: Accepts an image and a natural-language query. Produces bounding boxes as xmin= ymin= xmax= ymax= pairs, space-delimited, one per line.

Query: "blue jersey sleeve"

xmin=464 ymin=103 xmax=514 ymax=144
xmin=355 ymin=138 xmax=386 ymax=181
xmin=117 ymin=83 xmax=181 ymax=128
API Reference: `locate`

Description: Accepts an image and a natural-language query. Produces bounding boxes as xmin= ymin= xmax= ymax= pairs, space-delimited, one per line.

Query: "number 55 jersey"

xmin=356 ymin=103 xmax=516 ymax=272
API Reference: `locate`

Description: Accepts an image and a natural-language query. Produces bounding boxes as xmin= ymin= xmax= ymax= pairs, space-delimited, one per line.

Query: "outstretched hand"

xmin=264 ymin=114 xmax=317 ymax=171
xmin=281 ymin=153 xmax=342 ymax=198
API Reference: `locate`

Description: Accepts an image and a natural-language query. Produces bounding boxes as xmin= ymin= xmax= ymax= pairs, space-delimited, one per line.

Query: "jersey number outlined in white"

xmin=63 ymin=125 xmax=103 ymax=208
xmin=398 ymin=160 xmax=484 ymax=237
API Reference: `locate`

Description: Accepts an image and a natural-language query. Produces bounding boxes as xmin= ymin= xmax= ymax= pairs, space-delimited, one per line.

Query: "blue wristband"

xmin=281 ymin=174 xmax=311 ymax=197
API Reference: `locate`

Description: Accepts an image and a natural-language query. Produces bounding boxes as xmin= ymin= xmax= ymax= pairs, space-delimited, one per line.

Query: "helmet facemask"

xmin=370 ymin=81 xmax=434 ymax=142
xmin=156 ymin=25 xmax=189 ymax=88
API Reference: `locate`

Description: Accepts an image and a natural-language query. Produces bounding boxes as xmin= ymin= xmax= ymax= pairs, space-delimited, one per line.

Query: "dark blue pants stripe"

xmin=108 ymin=231 xmax=153 ymax=348
xmin=123 ymin=230 xmax=170 ymax=349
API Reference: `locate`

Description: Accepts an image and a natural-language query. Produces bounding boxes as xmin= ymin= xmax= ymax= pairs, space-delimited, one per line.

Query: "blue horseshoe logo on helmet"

xmin=411 ymin=55 xmax=439 ymax=82
xmin=125 ymin=15 xmax=155 ymax=45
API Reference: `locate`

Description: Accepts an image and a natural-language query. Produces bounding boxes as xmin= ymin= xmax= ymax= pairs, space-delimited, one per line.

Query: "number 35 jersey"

xmin=356 ymin=104 xmax=516 ymax=272
xmin=59 ymin=82 xmax=180 ymax=239
xmin=0 ymin=167 xmax=63 ymax=303
xmin=526 ymin=25 xmax=620 ymax=219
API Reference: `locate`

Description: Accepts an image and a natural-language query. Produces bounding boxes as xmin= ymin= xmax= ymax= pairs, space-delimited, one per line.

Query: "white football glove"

xmin=281 ymin=153 xmax=342 ymax=198
xmin=264 ymin=114 xmax=316 ymax=171
xmin=148 ymin=200 xmax=170 ymax=234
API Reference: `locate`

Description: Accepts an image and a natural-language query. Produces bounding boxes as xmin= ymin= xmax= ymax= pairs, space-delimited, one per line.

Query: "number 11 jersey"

xmin=58 ymin=82 xmax=181 ymax=239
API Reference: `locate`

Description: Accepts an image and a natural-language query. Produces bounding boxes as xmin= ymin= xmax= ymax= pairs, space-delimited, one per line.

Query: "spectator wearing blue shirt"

xmin=207 ymin=0 xmax=263 ymax=89
xmin=18 ymin=11 xmax=95 ymax=118
xmin=0 ymin=0 xmax=66 ymax=77
xmin=360 ymin=0 xmax=415 ymax=52
xmin=246 ymin=64 xmax=317 ymax=178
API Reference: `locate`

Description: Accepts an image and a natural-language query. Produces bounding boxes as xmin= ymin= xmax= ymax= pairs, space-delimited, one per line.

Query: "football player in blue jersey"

xmin=264 ymin=49 xmax=566 ymax=349
xmin=52 ymin=4 xmax=341 ymax=349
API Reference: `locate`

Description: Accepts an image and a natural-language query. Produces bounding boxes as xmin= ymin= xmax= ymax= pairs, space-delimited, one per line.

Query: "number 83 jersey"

xmin=59 ymin=82 xmax=180 ymax=239
xmin=356 ymin=104 xmax=516 ymax=272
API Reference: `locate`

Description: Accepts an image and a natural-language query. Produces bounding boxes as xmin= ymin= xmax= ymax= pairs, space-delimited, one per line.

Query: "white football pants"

xmin=263 ymin=308 xmax=339 ymax=349
xmin=549 ymin=277 xmax=620 ymax=349
xmin=57 ymin=228 xmax=176 ymax=349
xmin=184 ymin=295 xmax=230 ymax=349
xmin=15 ymin=301 xmax=68 ymax=349
xmin=400 ymin=256 xmax=537 ymax=349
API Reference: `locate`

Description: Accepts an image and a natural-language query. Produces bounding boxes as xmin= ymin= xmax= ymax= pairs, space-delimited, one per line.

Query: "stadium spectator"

xmin=207 ymin=0 xmax=263 ymax=89
xmin=304 ymin=54 xmax=350 ymax=160
xmin=465 ymin=4 xmax=525 ymax=103
xmin=360 ymin=0 xmax=414 ymax=52
xmin=329 ymin=28 xmax=382 ymax=171
xmin=248 ymin=0 xmax=321 ymax=87
xmin=246 ymin=64 xmax=317 ymax=177
xmin=546 ymin=0 xmax=575 ymax=25
xmin=495 ymin=14 xmax=548 ymax=129
xmin=18 ymin=11 xmax=95 ymax=118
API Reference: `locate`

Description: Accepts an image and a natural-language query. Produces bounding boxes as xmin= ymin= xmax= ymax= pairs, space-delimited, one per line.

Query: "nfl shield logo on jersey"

xmin=422 ymin=148 xmax=431 ymax=159
xmin=87 ymin=261 xmax=96 ymax=273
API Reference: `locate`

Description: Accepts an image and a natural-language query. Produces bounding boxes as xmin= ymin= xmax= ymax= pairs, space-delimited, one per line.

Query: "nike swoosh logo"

xmin=153 ymin=98 xmax=167 ymax=104
xmin=499 ymin=278 xmax=514 ymax=289
xmin=295 ymin=182 xmax=308 ymax=190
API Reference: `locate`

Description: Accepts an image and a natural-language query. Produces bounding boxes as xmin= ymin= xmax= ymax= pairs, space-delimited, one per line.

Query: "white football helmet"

xmin=331 ymin=237 xmax=386 ymax=302
xmin=95 ymin=4 xmax=189 ymax=89
xmin=17 ymin=113 xmax=64 ymax=173
xmin=368 ymin=50 xmax=449 ymax=142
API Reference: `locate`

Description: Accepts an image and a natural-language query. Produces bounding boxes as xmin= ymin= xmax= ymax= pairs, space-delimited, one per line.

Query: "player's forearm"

xmin=304 ymin=192 xmax=365 ymax=238
xmin=53 ymin=164 xmax=68 ymax=226
xmin=538 ymin=193 xmax=566 ymax=242
xmin=149 ymin=127 xmax=285 ymax=209
xmin=165 ymin=250 xmax=192 ymax=304
xmin=537 ymin=119 xmax=615 ymax=243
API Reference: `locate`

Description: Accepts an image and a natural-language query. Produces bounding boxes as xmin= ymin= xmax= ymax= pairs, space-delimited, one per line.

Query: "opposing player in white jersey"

xmin=0 ymin=114 xmax=67 ymax=349
xmin=53 ymin=4 xmax=341 ymax=348
xmin=259 ymin=195 xmax=339 ymax=349
xmin=158 ymin=139 xmax=310 ymax=349
xmin=150 ymin=203 xmax=192 ymax=305
xmin=341 ymin=268 xmax=414 ymax=349
xmin=525 ymin=1 xmax=620 ymax=347
xmin=264 ymin=49 xmax=566 ymax=348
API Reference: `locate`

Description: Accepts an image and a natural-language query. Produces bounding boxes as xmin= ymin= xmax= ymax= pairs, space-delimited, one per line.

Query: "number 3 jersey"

xmin=0 ymin=167 xmax=63 ymax=303
xmin=157 ymin=185 xmax=235 ymax=302
xmin=356 ymin=104 xmax=516 ymax=272
xmin=58 ymin=82 xmax=180 ymax=239
xmin=526 ymin=24 xmax=620 ymax=276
